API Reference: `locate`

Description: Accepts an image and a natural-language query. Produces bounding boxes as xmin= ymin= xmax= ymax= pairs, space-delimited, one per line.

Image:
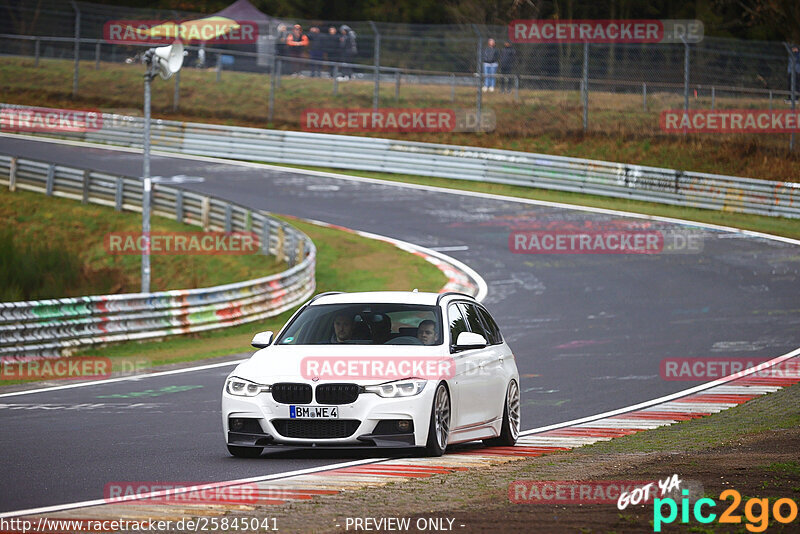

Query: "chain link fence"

xmin=1 ymin=1 xmax=798 ymax=150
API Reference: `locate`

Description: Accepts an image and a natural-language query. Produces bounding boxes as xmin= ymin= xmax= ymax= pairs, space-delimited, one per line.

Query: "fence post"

xmin=642 ymin=82 xmax=647 ymax=111
xmin=333 ymin=64 xmax=339 ymax=94
xmin=172 ymin=69 xmax=180 ymax=112
xmin=683 ymin=37 xmax=690 ymax=117
xmin=175 ymin=189 xmax=183 ymax=221
xmin=9 ymin=157 xmax=17 ymax=192
xmin=514 ymin=75 xmax=519 ymax=101
xmin=395 ymin=70 xmax=400 ymax=101
xmin=224 ymin=204 xmax=233 ymax=232
xmin=115 ymin=176 xmax=123 ymax=211
xmin=370 ymin=21 xmax=380 ymax=111
xmin=71 ymin=1 xmax=80 ymax=97
xmin=451 ymin=73 xmax=455 ymax=102
xmin=45 ymin=164 xmax=55 ymax=196
xmin=277 ymin=225 xmax=285 ymax=262
xmin=95 ymin=41 xmax=100 ymax=69
xmin=268 ymin=54 xmax=276 ymax=123
xmin=769 ymin=90 xmax=773 ymax=111
xmin=261 ymin=220 xmax=271 ymax=255
xmin=82 ymin=170 xmax=90 ymax=204
xmin=216 ymin=54 xmax=222 ymax=82
xmin=276 ymin=57 xmax=282 ymax=89
xmin=711 ymin=86 xmax=715 ymax=110
xmin=473 ymin=25 xmax=482 ymax=127
xmin=201 ymin=197 xmax=210 ymax=231
xmin=34 ymin=38 xmax=40 ymax=67
xmin=784 ymin=43 xmax=796 ymax=151
xmin=582 ymin=41 xmax=589 ymax=132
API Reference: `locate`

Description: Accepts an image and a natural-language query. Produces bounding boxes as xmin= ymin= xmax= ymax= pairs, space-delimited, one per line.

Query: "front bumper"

xmin=222 ymin=382 xmax=435 ymax=448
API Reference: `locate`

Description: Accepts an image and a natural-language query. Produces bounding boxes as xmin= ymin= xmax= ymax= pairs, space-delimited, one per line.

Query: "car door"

xmin=459 ymin=302 xmax=507 ymax=424
xmin=447 ymin=302 xmax=487 ymax=430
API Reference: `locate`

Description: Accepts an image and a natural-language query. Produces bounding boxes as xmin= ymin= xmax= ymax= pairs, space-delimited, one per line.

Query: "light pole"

xmin=140 ymin=40 xmax=184 ymax=293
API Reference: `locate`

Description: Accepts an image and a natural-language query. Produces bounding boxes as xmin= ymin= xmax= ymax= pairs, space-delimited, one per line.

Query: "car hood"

xmin=230 ymin=344 xmax=450 ymax=385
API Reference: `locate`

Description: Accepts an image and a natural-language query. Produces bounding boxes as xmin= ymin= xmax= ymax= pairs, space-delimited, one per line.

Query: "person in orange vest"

xmin=286 ymin=24 xmax=309 ymax=76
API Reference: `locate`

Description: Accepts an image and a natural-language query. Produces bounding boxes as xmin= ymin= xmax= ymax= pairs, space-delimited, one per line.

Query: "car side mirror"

xmin=453 ymin=331 xmax=487 ymax=351
xmin=251 ymin=331 xmax=274 ymax=349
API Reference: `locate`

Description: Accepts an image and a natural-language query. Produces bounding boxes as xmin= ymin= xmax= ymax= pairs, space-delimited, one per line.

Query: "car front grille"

xmin=271 ymin=383 xmax=312 ymax=404
xmin=315 ymin=383 xmax=360 ymax=405
xmin=271 ymin=419 xmax=360 ymax=439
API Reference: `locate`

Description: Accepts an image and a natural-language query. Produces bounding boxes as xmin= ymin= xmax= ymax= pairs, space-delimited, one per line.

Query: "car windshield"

xmin=276 ymin=303 xmax=443 ymax=345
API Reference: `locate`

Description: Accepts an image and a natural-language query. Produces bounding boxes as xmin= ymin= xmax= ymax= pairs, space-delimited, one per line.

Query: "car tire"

xmin=483 ymin=380 xmax=520 ymax=447
xmin=227 ymin=445 xmax=264 ymax=458
xmin=424 ymin=382 xmax=450 ymax=457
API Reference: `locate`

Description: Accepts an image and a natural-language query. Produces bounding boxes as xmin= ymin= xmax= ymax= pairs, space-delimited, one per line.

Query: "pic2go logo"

xmin=654 ymin=489 xmax=798 ymax=532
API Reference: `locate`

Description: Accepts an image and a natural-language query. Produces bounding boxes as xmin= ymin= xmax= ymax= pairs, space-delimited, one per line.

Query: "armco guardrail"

xmin=0 ymin=153 xmax=316 ymax=359
xmin=2 ymin=103 xmax=798 ymax=219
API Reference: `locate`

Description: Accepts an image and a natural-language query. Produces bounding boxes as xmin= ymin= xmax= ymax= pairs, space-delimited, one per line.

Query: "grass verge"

xmin=0 ymin=187 xmax=284 ymax=300
xmin=0 ymin=216 xmax=447 ymax=386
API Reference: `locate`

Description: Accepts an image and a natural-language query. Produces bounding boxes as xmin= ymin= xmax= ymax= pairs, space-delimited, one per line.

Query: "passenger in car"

xmin=417 ymin=319 xmax=437 ymax=345
xmin=332 ymin=313 xmax=354 ymax=343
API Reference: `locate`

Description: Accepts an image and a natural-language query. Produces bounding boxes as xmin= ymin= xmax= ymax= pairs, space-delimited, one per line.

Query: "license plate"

xmin=289 ymin=405 xmax=339 ymax=419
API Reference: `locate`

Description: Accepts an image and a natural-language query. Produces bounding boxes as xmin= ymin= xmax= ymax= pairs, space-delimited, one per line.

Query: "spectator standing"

xmin=308 ymin=26 xmax=323 ymax=77
xmin=482 ymin=38 xmax=499 ymax=92
xmin=339 ymin=25 xmax=357 ymax=80
xmin=275 ymin=23 xmax=288 ymax=60
xmin=286 ymin=24 xmax=309 ymax=76
xmin=324 ymin=26 xmax=340 ymax=76
xmin=788 ymin=45 xmax=800 ymax=102
xmin=498 ymin=41 xmax=517 ymax=94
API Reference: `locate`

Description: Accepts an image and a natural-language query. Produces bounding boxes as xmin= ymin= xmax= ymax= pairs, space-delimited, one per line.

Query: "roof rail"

xmin=436 ymin=291 xmax=476 ymax=305
xmin=308 ymin=291 xmax=345 ymax=304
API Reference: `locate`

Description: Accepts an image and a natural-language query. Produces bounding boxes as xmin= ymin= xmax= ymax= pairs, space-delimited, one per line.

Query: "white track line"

xmin=0 ymin=359 xmax=244 ymax=398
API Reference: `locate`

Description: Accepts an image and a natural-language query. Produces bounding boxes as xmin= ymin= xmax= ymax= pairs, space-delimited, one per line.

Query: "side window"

xmin=475 ymin=305 xmax=503 ymax=345
xmin=447 ymin=304 xmax=468 ymax=346
xmin=459 ymin=303 xmax=489 ymax=341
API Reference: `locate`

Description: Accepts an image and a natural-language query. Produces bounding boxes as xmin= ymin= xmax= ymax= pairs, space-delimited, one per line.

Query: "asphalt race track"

xmin=2 ymin=136 xmax=799 ymax=514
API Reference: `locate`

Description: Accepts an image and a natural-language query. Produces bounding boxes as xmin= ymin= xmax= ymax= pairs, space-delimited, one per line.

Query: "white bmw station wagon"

xmin=222 ymin=291 xmax=520 ymax=457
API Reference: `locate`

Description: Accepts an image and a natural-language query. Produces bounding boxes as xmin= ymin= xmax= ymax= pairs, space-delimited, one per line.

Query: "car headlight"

xmin=225 ymin=377 xmax=270 ymax=397
xmin=364 ymin=379 xmax=427 ymax=398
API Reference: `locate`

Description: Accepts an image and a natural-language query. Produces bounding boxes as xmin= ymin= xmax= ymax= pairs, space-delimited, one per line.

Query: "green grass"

xmin=1 ymin=56 xmax=799 ymax=182
xmin=0 ymin=216 xmax=447 ymax=382
xmin=0 ymin=188 xmax=284 ymax=299
xmin=262 ymin=163 xmax=800 ymax=241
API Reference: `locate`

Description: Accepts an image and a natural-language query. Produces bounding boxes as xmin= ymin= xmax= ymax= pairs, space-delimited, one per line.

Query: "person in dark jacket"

xmin=324 ymin=26 xmax=340 ymax=76
xmin=339 ymin=25 xmax=357 ymax=80
xmin=498 ymin=41 xmax=517 ymax=93
xmin=482 ymin=38 xmax=499 ymax=92
xmin=788 ymin=45 xmax=800 ymax=101
xmin=308 ymin=26 xmax=323 ymax=77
